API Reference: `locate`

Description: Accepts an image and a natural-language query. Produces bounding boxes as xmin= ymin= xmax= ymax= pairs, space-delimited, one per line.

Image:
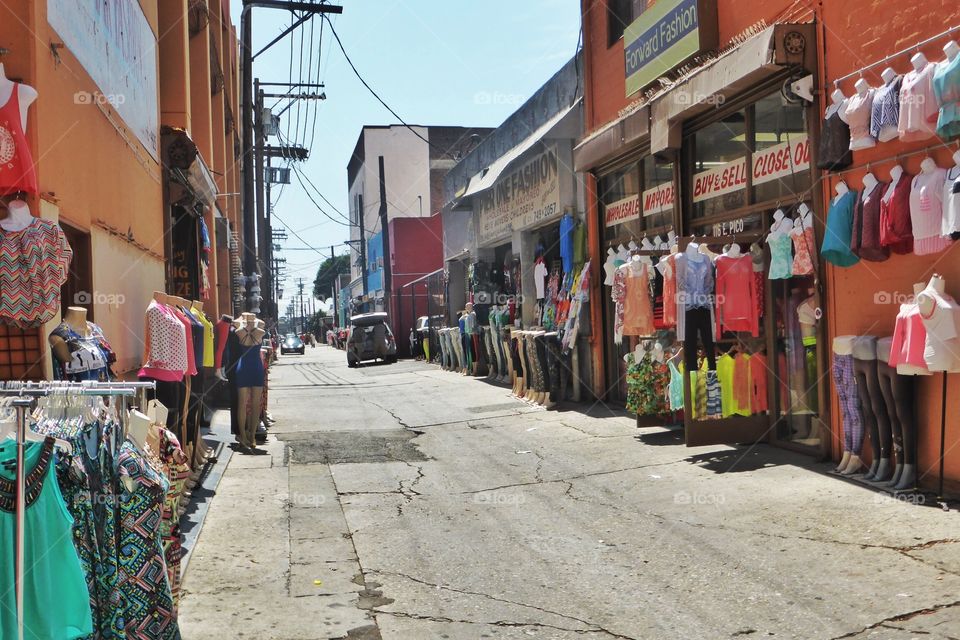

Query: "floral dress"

xmin=611 ymin=268 xmax=627 ymax=344
xmin=626 ymin=354 xmax=670 ymax=416
xmin=791 ymin=226 xmax=816 ymax=276
xmin=117 ymin=441 xmax=180 ymax=639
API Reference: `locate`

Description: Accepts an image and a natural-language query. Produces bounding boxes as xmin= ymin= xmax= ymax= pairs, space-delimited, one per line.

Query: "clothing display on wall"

xmin=942 ymin=166 xmax=960 ymax=237
xmin=817 ymin=108 xmax=853 ymax=170
xmin=822 ymin=190 xmax=861 ymax=267
xmin=879 ymin=173 xmax=914 ymax=253
xmin=851 ymin=182 xmax=891 ymax=262
xmin=0 ymin=217 xmax=72 ymax=327
xmin=843 ymin=89 xmax=877 ymax=149
xmin=933 ymin=52 xmax=960 ymax=139
xmin=0 ymin=84 xmax=39 ymax=195
xmin=899 ymin=63 xmax=939 ymax=141
xmin=909 ymin=166 xmax=952 ymax=255
xmin=870 ymin=75 xmax=902 ymax=142
xmin=790 ymin=224 xmax=817 ymax=275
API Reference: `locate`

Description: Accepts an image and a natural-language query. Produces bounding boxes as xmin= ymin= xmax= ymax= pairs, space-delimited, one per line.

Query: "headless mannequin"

xmin=880 ymin=67 xmax=897 ymax=85
xmin=910 ymin=52 xmax=928 ymax=73
xmin=875 ymin=336 xmax=913 ymax=487
xmin=127 ymin=409 xmax=152 ymax=452
xmin=826 ymin=88 xmax=846 ymax=119
xmin=883 ymin=165 xmax=904 ymax=203
xmin=861 ymin=172 xmax=879 ymax=202
xmin=832 ymin=336 xmax=863 ymax=474
xmin=851 ymin=336 xmax=891 ymax=481
xmin=0 ymin=64 xmax=39 ymax=132
xmin=0 ymin=198 xmax=33 ymax=231
xmin=234 ymin=313 xmax=265 ymax=450
xmin=49 ymin=306 xmax=91 ymax=364
xmin=945 ymin=41 xmax=960 ymax=62
xmin=603 ymin=248 xmax=618 ymax=286
xmin=919 ymin=156 xmax=938 ymax=175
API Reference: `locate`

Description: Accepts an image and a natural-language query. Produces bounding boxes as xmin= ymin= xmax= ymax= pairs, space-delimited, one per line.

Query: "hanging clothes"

xmin=749 ymin=352 xmax=769 ymax=413
xmin=790 ymin=225 xmax=817 ymax=276
xmin=659 ymin=253 xmax=677 ymax=327
xmin=851 ymin=182 xmax=891 ymax=262
xmin=0 ymin=217 xmax=72 ymax=328
xmin=843 ymin=89 xmax=876 ymax=149
xmin=879 ymin=175 xmax=914 ymax=254
xmin=559 ymin=214 xmax=575 ymax=274
xmin=888 ymin=302 xmax=931 ymax=376
xmin=732 ymin=353 xmax=752 ymax=414
xmin=625 ymin=354 xmax=669 ymax=416
xmin=816 ymin=108 xmax=853 ymax=171
xmin=51 ymin=321 xmax=114 ymax=381
xmin=942 ymin=166 xmax=960 ymax=238
xmin=910 ymin=168 xmax=952 ymax=255
xmin=158 ymin=428 xmax=191 ymax=611
xmin=933 ymin=52 xmax=960 ymax=139
xmin=621 ymin=261 xmax=655 ymax=337
xmin=139 ymin=300 xmax=189 ymax=382
xmin=821 ymin=191 xmax=861 ymax=267
xmin=0 ymin=84 xmax=40 ymax=195
xmin=899 ymin=63 xmax=939 ymax=141
xmin=767 ymin=233 xmax=793 ymax=279
xmin=870 ymin=75 xmax=902 ymax=142
xmin=0 ymin=438 xmax=93 ymax=640
xmin=714 ymin=254 xmax=759 ymax=337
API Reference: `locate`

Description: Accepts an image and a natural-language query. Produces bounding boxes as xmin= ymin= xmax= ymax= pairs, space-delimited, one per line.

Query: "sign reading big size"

xmin=624 ymin=0 xmax=717 ymax=97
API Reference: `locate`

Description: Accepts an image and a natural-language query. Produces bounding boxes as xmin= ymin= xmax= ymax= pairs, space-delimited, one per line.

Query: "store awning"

xmin=460 ymin=99 xmax=581 ymax=200
xmin=649 ymin=23 xmax=812 ymax=153
xmin=573 ymin=104 xmax=649 ymax=172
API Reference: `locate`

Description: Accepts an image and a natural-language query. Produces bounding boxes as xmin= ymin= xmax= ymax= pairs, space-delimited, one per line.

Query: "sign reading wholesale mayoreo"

xmin=476 ymin=145 xmax=561 ymax=246
xmin=604 ymin=195 xmax=640 ymax=227
xmin=624 ymin=0 xmax=717 ymax=97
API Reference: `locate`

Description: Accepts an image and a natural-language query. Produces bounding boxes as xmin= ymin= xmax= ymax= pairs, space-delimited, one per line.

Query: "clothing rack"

xmin=832 ymin=24 xmax=960 ymax=85
xmin=0 ymin=380 xmax=155 ymax=640
xmin=829 ymin=140 xmax=960 ymax=180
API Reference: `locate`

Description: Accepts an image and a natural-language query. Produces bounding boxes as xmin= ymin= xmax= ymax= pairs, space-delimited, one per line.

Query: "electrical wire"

xmin=323 ymin=14 xmax=451 ymax=159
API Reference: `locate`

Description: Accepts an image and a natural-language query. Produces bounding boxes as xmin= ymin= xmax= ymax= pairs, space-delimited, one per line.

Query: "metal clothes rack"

xmin=833 ymin=24 xmax=960 ymax=85
xmin=0 ymin=380 xmax=155 ymax=640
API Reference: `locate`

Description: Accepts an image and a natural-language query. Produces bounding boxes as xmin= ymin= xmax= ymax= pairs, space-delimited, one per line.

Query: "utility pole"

xmin=240 ymin=0 xmax=342 ymax=310
xmin=297 ymin=278 xmax=305 ymax=334
xmin=330 ymin=245 xmax=338 ymax=328
xmin=255 ymin=79 xmax=270 ymax=319
xmin=358 ymin=193 xmax=368 ymax=296
xmin=378 ymin=156 xmax=392 ymax=317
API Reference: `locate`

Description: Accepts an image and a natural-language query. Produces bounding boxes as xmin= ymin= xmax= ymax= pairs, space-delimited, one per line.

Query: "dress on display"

xmin=714 ymin=254 xmax=759 ymax=337
xmin=791 ymin=226 xmax=817 ymax=276
xmin=767 ymin=233 xmax=793 ymax=279
xmin=235 ymin=341 xmax=266 ymax=387
xmin=0 ymin=84 xmax=39 ymax=195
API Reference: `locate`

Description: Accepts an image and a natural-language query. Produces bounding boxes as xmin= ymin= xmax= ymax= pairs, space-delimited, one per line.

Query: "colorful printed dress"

xmin=157 ymin=429 xmax=190 ymax=610
xmin=626 ymin=354 xmax=670 ymax=416
xmin=117 ymin=440 xmax=180 ymax=640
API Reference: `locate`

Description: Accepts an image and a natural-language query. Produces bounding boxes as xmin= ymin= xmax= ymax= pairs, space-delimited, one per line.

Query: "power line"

xmin=323 ymin=14 xmax=450 ymax=159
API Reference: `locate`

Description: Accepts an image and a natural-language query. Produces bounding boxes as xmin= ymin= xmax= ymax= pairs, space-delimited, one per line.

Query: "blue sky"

xmin=231 ymin=1 xmax=581 ymax=308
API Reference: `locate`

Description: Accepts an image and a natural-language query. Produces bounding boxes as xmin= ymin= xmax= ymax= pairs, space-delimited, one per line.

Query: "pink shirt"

xmin=899 ymin=64 xmax=939 ymax=141
xmin=138 ymin=301 xmax=188 ymax=382
xmin=170 ymin=307 xmax=198 ymax=377
xmin=888 ymin=302 xmax=930 ymax=375
xmin=910 ymin=169 xmax=952 ymax=255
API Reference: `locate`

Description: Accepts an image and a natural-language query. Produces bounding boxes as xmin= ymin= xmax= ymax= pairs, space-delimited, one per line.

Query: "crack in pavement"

xmin=363 ymin=398 xmax=412 ymax=429
xmin=828 ymin=599 xmax=960 ymax=639
xmin=368 ymin=569 xmax=638 ymax=639
xmin=558 ymin=421 xmax=638 ymax=439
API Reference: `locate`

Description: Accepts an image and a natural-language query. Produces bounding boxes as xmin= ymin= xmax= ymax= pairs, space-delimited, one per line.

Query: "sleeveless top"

xmin=899 ymin=64 xmax=939 ymax=141
xmin=843 ymin=89 xmax=876 ymax=149
xmin=0 ymin=84 xmax=39 ymax=195
xmin=767 ymin=233 xmax=793 ymax=279
xmin=870 ymin=75 xmax=902 ymax=142
xmin=851 ymin=183 xmax=891 ymax=262
xmin=816 ymin=108 xmax=852 ymax=170
xmin=879 ymin=176 xmax=914 ymax=254
xmin=933 ymin=54 xmax=960 ymax=139
xmin=668 ymin=360 xmax=684 ymax=412
xmin=791 ymin=226 xmax=816 ymax=275
xmin=910 ymin=169 xmax=952 ymax=255
xmin=0 ymin=217 xmax=72 ymax=328
xmin=0 ymin=438 xmax=94 ymax=640
xmin=235 ymin=336 xmax=266 ymax=387
xmin=822 ymin=191 xmax=861 ymax=267
xmin=942 ymin=166 xmax=960 ymax=238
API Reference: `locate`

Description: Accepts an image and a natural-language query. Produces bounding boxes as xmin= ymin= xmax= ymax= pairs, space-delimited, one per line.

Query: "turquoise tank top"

xmin=668 ymin=360 xmax=684 ymax=412
xmin=0 ymin=438 xmax=93 ymax=639
xmin=767 ymin=233 xmax=794 ymax=279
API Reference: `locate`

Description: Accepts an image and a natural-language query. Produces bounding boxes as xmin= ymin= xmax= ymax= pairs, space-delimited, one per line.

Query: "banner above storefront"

xmin=692 ymin=134 xmax=810 ymax=203
xmin=476 ymin=145 xmax=562 ymax=246
xmin=624 ymin=0 xmax=718 ymax=97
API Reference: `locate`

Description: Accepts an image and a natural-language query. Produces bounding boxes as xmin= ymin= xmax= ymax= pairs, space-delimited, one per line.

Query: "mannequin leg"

xmin=890 ymin=371 xmax=916 ymax=490
xmin=237 ymin=386 xmax=252 ymax=449
xmin=853 ymin=357 xmax=889 ymax=479
xmin=831 ymin=353 xmax=863 ymax=474
xmin=511 ymin=336 xmax=523 ymax=396
xmin=526 ymin=335 xmax=541 ymax=402
xmin=248 ymin=387 xmax=264 ymax=449
xmin=535 ymin=334 xmax=552 ymax=406
xmin=522 ymin=335 xmax=536 ymax=400
xmin=874 ymin=361 xmax=900 ymax=483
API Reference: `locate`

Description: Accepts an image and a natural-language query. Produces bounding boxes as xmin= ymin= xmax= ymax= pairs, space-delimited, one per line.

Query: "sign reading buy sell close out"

xmin=477 ymin=145 xmax=561 ymax=246
xmin=692 ymin=134 xmax=810 ymax=203
xmin=624 ymin=0 xmax=718 ymax=97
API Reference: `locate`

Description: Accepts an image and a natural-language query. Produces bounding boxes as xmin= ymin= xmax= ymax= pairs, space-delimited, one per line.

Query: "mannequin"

xmin=627 ymin=239 xmax=639 ymax=252
xmin=639 ymin=237 xmax=655 ymax=251
xmin=832 ymin=336 xmax=863 ymax=474
xmin=767 ymin=209 xmax=794 ymax=279
xmin=603 ymin=247 xmax=618 ymax=286
xmin=616 ymin=244 xmax=630 ymax=263
xmin=723 ymin=243 xmax=741 ymax=258
xmin=885 ymin=165 xmax=904 ymax=199
xmin=854 ymin=78 xmax=871 ymax=95
xmin=861 ymin=172 xmax=878 ymax=200
xmin=843 ymin=79 xmax=876 ymax=150
xmin=677 ymin=241 xmax=718 ymax=417
xmin=49 ymin=307 xmax=113 ymax=382
xmin=880 ymin=67 xmax=898 ymax=85
xmin=233 ymin=313 xmax=265 ymax=451
xmin=851 ymin=336 xmax=891 ymax=481
xmin=919 ymin=156 xmax=938 ymax=174
xmin=945 ymin=41 xmax=960 ymax=62
xmin=667 ymin=230 xmax=678 ymax=249
xmin=127 ymin=409 xmax=152 ymax=452
xmin=876 ymin=335 xmax=916 ymax=489
xmin=916 ymin=274 xmax=960 ymax=373
xmin=834 ymin=180 xmax=849 ymax=200
xmin=0 ymin=64 xmax=38 ymax=131
xmin=0 ymin=198 xmax=33 ymax=232
xmin=825 ymin=87 xmax=846 ymax=118
xmin=910 ymin=52 xmax=928 ymax=72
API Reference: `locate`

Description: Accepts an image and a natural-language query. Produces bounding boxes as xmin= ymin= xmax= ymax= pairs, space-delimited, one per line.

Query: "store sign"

xmin=752 ymin=135 xmax=810 ymax=186
xmin=692 ymin=135 xmax=810 ymax=203
xmin=624 ymin=0 xmax=717 ymax=97
xmin=642 ymin=182 xmax=674 ymax=216
xmin=476 ymin=145 xmax=561 ymax=245
xmin=48 ymin=0 xmax=159 ymax=159
xmin=604 ymin=195 xmax=640 ymax=227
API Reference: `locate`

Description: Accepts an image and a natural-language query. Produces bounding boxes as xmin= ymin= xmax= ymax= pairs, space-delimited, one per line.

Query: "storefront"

xmin=578 ymin=19 xmax=828 ymax=453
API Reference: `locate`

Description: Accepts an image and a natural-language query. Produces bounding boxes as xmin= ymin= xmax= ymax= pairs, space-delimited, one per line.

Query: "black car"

xmin=280 ymin=335 xmax=305 ymax=355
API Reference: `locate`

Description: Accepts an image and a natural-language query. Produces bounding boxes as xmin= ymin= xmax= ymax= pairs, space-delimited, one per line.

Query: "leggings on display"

xmin=684 ymin=307 xmax=716 ymax=374
xmin=462 ymin=333 xmax=473 ymax=370
xmin=545 ymin=333 xmax=569 ymax=402
xmin=832 ymin=353 xmax=864 ymax=453
xmin=876 ymin=361 xmax=916 ymax=465
xmin=534 ymin=334 xmax=551 ymax=394
xmin=523 ymin=335 xmax=541 ymax=390
xmin=510 ymin=336 xmax=523 ymax=377
xmin=472 ymin=333 xmax=484 ymax=373
xmin=853 ymin=357 xmax=891 ymax=461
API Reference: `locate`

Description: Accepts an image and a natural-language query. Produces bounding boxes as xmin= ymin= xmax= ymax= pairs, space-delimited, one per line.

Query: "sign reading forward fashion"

xmin=477 ymin=145 xmax=561 ymax=245
xmin=624 ymin=0 xmax=718 ymax=97
xmin=604 ymin=195 xmax=641 ymax=227
xmin=692 ymin=134 xmax=810 ymax=203
xmin=48 ymin=0 xmax=159 ymax=159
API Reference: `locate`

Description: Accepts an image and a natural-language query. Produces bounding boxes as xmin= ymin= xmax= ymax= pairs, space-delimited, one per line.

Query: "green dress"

xmin=0 ymin=438 xmax=93 ymax=639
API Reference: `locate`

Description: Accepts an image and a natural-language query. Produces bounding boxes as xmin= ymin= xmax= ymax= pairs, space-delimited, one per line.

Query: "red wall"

xmin=388 ymin=215 xmax=444 ymax=357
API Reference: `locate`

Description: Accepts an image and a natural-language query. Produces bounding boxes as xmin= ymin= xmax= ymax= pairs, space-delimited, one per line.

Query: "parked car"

xmin=347 ymin=312 xmax=397 ymax=367
xmin=281 ymin=335 xmax=305 ymax=355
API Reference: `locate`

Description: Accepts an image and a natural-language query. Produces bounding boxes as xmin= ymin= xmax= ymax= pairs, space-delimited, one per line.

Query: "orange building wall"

xmin=817 ymin=0 xmax=960 ymax=491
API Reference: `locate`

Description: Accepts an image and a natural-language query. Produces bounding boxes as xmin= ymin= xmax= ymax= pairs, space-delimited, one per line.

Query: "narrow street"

xmin=179 ymin=347 xmax=960 ymax=640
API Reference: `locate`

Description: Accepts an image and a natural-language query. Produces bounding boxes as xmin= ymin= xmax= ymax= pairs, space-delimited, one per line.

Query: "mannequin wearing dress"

xmin=48 ymin=306 xmax=112 ymax=382
xmin=233 ymin=313 xmax=265 ymax=451
xmin=0 ymin=64 xmax=39 ymax=197
xmin=767 ymin=209 xmax=794 ymax=279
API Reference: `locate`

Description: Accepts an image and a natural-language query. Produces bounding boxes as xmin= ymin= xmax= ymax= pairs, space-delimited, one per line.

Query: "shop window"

xmin=751 ymin=93 xmax=811 ymax=204
xmin=600 ymin=163 xmax=641 ymax=243
xmin=689 ymin=111 xmax=747 ymax=219
xmin=607 ymin=0 xmax=646 ymax=46
xmin=641 ymin=156 xmax=674 ymax=233
xmin=0 ymin=325 xmax=43 ymax=380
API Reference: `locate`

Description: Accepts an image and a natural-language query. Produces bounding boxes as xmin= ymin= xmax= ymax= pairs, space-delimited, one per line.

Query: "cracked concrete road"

xmin=178 ymin=347 xmax=960 ymax=640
